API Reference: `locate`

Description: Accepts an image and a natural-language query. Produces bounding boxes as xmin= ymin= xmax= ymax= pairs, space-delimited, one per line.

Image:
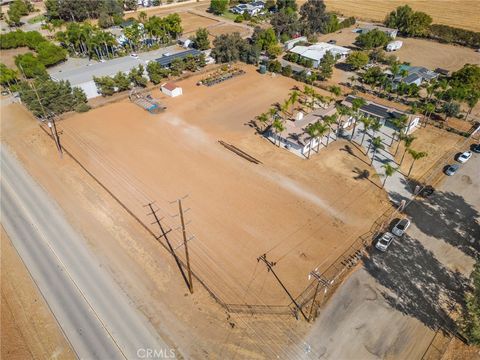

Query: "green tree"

xmin=442 ymin=102 xmax=460 ymax=124
xmin=7 ymin=0 xmax=33 ymax=27
xmin=381 ymin=163 xmax=397 ymax=188
xmin=124 ymin=0 xmax=138 ymax=11
xmin=93 ymin=76 xmax=116 ymax=96
xmin=299 ymin=0 xmax=329 ymax=34
xmin=318 ymin=50 xmax=335 ymax=80
xmin=270 ymin=7 xmax=300 ymax=39
xmin=35 ymin=41 xmax=67 ymax=66
xmin=359 ymin=115 xmax=372 ymax=146
xmin=129 ymin=65 xmax=148 ymax=87
xmin=193 ymin=28 xmax=210 ymax=50
xmin=356 ymin=29 xmax=390 ymax=49
xmin=407 ymin=149 xmax=428 ymax=177
xmin=15 ymin=53 xmax=47 ymax=78
xmin=272 ymin=117 xmax=286 ymax=146
xmin=328 ymin=85 xmax=342 ymax=98
xmin=209 ymin=0 xmax=229 ymax=15
xmin=252 ymin=27 xmax=277 ymax=51
xmin=385 ymin=5 xmax=432 ymax=37
xmin=146 ymin=61 xmax=169 ymax=84
xmin=113 ymin=71 xmax=131 ymax=91
xmin=369 ymin=136 xmax=384 ymax=165
xmin=346 ymin=50 xmax=369 ymax=70
xmin=282 ymin=64 xmax=292 ymax=77
xmin=400 ymin=134 xmax=416 ymax=165
xmin=460 ymin=260 xmax=480 ymax=345
xmin=0 ymin=63 xmax=19 ymax=88
xmin=350 ymin=97 xmax=366 ymax=139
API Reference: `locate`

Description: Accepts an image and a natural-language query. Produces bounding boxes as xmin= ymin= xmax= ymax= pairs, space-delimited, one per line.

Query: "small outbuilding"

xmin=161 ymin=82 xmax=182 ymax=97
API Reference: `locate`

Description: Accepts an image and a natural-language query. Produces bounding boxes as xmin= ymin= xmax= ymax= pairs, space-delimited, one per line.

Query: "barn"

xmin=161 ymin=82 xmax=182 ymax=97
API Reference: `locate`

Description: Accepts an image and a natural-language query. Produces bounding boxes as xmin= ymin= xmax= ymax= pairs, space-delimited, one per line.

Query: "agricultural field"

xmin=55 ymin=65 xmax=390 ymax=306
xmin=321 ymin=0 xmax=480 ymax=32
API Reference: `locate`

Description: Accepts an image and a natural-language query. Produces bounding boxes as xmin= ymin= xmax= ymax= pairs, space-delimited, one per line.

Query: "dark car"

xmin=445 ymin=164 xmax=460 ymax=176
xmin=472 ymin=143 xmax=480 ymax=153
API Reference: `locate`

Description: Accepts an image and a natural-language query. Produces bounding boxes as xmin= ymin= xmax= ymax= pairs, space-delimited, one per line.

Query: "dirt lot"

xmin=0 ymin=47 xmax=31 ymax=68
xmin=321 ymin=0 xmax=480 ymax=32
xmin=1 ymin=227 xmax=75 ymax=360
xmin=392 ymin=125 xmax=465 ymax=180
xmin=55 ymin=64 xmax=389 ymax=307
xmin=317 ymin=24 xmax=480 ymax=72
xmin=208 ymin=23 xmax=251 ymax=38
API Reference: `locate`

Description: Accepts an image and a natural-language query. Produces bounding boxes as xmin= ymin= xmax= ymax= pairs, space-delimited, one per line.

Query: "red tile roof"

xmin=162 ymin=82 xmax=178 ymax=91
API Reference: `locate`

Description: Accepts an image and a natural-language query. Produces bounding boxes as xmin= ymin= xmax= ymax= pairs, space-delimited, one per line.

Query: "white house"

xmin=283 ymin=36 xmax=307 ymax=50
xmin=289 ymin=43 xmax=351 ymax=68
xmin=161 ymin=82 xmax=182 ymax=97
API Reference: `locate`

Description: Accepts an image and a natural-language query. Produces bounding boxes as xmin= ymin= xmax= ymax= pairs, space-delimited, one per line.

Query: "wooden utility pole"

xmin=257 ymin=254 xmax=308 ymax=321
xmin=48 ymin=118 xmax=63 ymax=157
xmin=145 ymin=202 xmax=192 ymax=292
xmin=308 ymin=270 xmax=331 ymax=322
xmin=178 ymin=198 xmax=193 ymax=294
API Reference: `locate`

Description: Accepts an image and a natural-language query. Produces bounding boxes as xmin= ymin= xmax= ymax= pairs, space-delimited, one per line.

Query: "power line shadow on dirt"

xmin=363 ymin=234 xmax=469 ymax=333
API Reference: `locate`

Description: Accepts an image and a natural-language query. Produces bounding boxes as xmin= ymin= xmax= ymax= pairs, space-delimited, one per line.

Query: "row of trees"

xmin=18 ymin=77 xmax=89 ymax=116
xmin=0 ymin=30 xmax=67 ymax=79
xmin=45 ymin=0 xmax=123 ymax=24
xmin=384 ymin=5 xmax=480 ymax=48
xmin=460 ymin=260 xmax=480 ymax=345
xmin=211 ymin=32 xmax=259 ymax=64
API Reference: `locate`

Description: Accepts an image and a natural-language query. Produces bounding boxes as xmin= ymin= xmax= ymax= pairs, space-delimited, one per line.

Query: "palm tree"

xmin=256 ymin=113 xmax=269 ymax=131
xmin=328 ymin=85 xmax=342 ymax=99
xmin=272 ymin=118 xmax=285 ymax=147
xmin=323 ymin=114 xmax=338 ymax=146
xmin=382 ymin=163 xmax=397 ymax=188
xmin=407 ymin=149 xmax=428 ymax=177
xmin=350 ymin=97 xmax=366 ymax=140
xmin=465 ymin=94 xmax=479 ymax=122
xmin=315 ymin=122 xmax=329 ymax=151
xmin=348 ymin=75 xmax=357 ymax=88
xmin=289 ymin=90 xmax=300 ymax=114
xmin=359 ymin=116 xmax=372 ymax=146
xmin=391 ymin=115 xmax=407 ymax=146
xmin=400 ymin=134 xmax=416 ymax=165
xmin=305 ymin=122 xmax=319 ymax=159
xmin=369 ymin=136 xmax=384 ymax=165
xmin=335 ymin=104 xmax=351 ymax=137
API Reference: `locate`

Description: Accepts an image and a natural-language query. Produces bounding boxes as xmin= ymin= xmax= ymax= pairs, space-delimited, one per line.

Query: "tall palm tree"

xmin=289 ymin=90 xmax=300 ymax=114
xmin=369 ymin=118 xmax=382 ymax=138
xmin=305 ymin=122 xmax=319 ymax=159
xmin=382 ymin=163 xmax=397 ymax=188
xmin=369 ymin=136 xmax=384 ymax=165
xmin=407 ymin=149 xmax=428 ymax=177
xmin=359 ymin=116 xmax=372 ymax=146
xmin=335 ymin=104 xmax=351 ymax=137
xmin=400 ymin=134 xmax=416 ymax=165
xmin=422 ymin=102 xmax=436 ymax=127
xmin=323 ymin=114 xmax=338 ymax=146
xmin=272 ymin=118 xmax=285 ymax=147
xmin=315 ymin=122 xmax=329 ymax=152
xmin=350 ymin=97 xmax=366 ymax=140
xmin=303 ymin=85 xmax=314 ymax=109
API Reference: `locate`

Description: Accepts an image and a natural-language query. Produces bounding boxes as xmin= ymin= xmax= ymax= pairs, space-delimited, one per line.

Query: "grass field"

xmin=321 ymin=0 xmax=480 ymax=32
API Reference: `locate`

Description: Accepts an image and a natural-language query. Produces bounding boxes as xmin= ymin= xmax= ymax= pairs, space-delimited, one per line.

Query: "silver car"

xmin=375 ymin=232 xmax=395 ymax=252
xmin=392 ymin=218 xmax=411 ymax=236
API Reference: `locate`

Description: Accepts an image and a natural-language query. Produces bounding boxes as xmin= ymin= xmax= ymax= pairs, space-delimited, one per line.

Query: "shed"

xmin=161 ymin=82 xmax=182 ymax=97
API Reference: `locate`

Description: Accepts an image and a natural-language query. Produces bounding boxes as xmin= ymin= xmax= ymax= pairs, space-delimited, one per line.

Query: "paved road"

xmin=1 ymin=145 xmax=174 ymax=359
xmin=303 ymin=149 xmax=479 ymax=359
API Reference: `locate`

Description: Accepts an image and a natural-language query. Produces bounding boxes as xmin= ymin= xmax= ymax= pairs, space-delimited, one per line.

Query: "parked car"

xmin=375 ymin=232 xmax=395 ymax=252
xmin=472 ymin=143 xmax=480 ymax=153
xmin=445 ymin=164 xmax=460 ymax=176
xmin=327 ymin=39 xmax=337 ymax=44
xmin=457 ymin=151 xmax=472 ymax=163
xmin=130 ymin=53 xmax=139 ymax=59
xmin=392 ymin=218 xmax=411 ymax=236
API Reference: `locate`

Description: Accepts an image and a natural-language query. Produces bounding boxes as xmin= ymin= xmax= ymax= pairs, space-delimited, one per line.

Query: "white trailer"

xmin=386 ymin=40 xmax=403 ymax=51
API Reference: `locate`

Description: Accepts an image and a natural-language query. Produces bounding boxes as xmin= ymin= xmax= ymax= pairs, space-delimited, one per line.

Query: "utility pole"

xmin=307 ymin=269 xmax=331 ymax=322
xmin=145 ymin=202 xmax=192 ymax=292
xmin=257 ymin=253 xmax=308 ymax=321
xmin=177 ymin=198 xmax=193 ymax=293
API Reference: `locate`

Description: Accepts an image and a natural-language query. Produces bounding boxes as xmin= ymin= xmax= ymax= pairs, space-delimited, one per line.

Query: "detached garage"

xmin=161 ymin=82 xmax=182 ymax=97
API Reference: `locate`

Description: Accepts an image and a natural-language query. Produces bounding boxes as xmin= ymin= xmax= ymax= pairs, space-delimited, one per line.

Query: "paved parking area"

xmin=303 ymin=150 xmax=479 ymax=359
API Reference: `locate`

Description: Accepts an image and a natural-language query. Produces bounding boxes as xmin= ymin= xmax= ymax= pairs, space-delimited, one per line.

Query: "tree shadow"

xmin=352 ymin=167 xmax=381 ymax=188
xmin=391 ymin=188 xmax=480 ymax=258
xmin=340 ymin=144 xmax=369 ymax=165
xmin=364 ymin=234 xmax=469 ymax=332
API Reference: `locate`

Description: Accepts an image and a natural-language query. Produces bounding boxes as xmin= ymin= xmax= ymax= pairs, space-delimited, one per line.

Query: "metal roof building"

xmin=155 ymin=49 xmax=201 ymax=67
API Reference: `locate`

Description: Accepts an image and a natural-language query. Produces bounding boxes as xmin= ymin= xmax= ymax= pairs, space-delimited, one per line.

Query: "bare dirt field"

xmin=392 ymin=125 xmax=465 ymax=180
xmin=0 ymin=47 xmax=30 ymax=68
xmin=208 ymin=23 xmax=251 ymax=38
xmin=322 ymin=0 xmax=480 ymax=32
xmin=56 ymin=64 xmax=390 ymax=307
xmin=1 ymin=227 xmax=75 ymax=360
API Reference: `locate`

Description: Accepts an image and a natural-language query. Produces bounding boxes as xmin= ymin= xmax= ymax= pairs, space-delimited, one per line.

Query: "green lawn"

xmin=27 ymin=14 xmax=45 ymax=24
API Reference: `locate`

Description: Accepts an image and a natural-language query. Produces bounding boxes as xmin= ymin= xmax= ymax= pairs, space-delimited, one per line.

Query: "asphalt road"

xmin=1 ymin=145 xmax=174 ymax=360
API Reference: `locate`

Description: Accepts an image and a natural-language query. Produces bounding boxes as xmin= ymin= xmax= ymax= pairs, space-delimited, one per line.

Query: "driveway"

xmin=303 ymin=149 xmax=479 ymax=359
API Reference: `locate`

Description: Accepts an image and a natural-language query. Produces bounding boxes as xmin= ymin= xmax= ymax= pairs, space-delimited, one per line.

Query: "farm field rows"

xmin=322 ymin=0 xmax=480 ymax=32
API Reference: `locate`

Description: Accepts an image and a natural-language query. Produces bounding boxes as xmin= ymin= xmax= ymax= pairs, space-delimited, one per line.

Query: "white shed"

xmin=161 ymin=82 xmax=182 ymax=97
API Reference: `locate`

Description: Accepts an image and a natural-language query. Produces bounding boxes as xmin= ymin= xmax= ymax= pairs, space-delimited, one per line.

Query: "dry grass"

xmin=321 ymin=0 xmax=480 ymax=32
